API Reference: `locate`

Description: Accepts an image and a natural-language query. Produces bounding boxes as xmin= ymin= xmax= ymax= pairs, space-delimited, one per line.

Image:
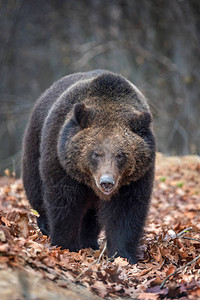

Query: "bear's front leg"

xmin=46 ymin=203 xmax=83 ymax=251
xmin=104 ymin=205 xmax=145 ymax=264
xmin=42 ymin=179 xmax=88 ymax=251
xmin=80 ymin=208 xmax=101 ymax=250
xmin=98 ymin=172 xmax=153 ymax=264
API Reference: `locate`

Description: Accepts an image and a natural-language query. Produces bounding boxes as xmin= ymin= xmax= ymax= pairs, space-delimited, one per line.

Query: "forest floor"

xmin=0 ymin=153 xmax=200 ymax=300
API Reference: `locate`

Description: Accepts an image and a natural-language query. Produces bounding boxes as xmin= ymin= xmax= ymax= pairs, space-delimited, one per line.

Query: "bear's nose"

xmin=100 ymin=175 xmax=115 ymax=193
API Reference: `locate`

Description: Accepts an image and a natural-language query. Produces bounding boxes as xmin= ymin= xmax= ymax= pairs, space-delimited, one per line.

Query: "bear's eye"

xmin=92 ymin=151 xmax=101 ymax=159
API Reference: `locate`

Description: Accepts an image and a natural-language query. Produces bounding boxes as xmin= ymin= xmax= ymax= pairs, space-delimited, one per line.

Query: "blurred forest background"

xmin=0 ymin=0 xmax=200 ymax=176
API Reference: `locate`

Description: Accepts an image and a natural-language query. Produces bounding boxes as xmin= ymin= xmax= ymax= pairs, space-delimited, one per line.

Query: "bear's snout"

xmin=100 ymin=175 xmax=115 ymax=194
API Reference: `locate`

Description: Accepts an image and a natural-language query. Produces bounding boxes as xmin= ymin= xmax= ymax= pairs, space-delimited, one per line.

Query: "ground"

xmin=0 ymin=153 xmax=200 ymax=300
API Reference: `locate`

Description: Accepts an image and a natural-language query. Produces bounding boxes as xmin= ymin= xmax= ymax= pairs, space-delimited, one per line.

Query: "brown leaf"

xmin=166 ymin=265 xmax=175 ymax=277
xmin=1 ymin=216 xmax=11 ymax=227
xmin=177 ymin=248 xmax=188 ymax=259
xmin=114 ymin=256 xmax=129 ymax=266
xmin=26 ymin=240 xmax=45 ymax=255
xmin=152 ymin=246 xmax=163 ymax=263
xmin=16 ymin=215 xmax=29 ymax=238
xmin=150 ymin=276 xmax=163 ymax=286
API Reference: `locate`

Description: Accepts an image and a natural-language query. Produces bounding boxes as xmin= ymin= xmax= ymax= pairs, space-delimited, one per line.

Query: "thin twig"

xmin=106 ymin=251 xmax=118 ymax=263
xmin=97 ymin=242 xmax=107 ymax=264
xmin=181 ymin=236 xmax=200 ymax=243
xmin=75 ymin=242 xmax=107 ymax=282
xmin=176 ymin=227 xmax=193 ymax=238
xmin=75 ymin=260 xmax=97 ymax=282
xmin=160 ymin=253 xmax=200 ymax=289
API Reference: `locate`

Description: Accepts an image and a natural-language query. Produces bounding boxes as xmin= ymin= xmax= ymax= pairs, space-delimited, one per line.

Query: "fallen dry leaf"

xmin=166 ymin=265 xmax=175 ymax=277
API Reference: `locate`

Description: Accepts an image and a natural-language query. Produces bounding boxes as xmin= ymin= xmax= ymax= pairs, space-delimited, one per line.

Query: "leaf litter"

xmin=0 ymin=153 xmax=200 ymax=299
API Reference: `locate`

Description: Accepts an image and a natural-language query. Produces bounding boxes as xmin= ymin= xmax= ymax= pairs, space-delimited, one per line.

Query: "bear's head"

xmin=58 ymin=102 xmax=155 ymax=201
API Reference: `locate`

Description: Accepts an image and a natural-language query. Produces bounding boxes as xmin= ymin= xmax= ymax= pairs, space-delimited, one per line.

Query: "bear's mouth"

xmin=101 ymin=182 xmax=114 ymax=193
xmin=99 ymin=175 xmax=115 ymax=194
xmin=94 ymin=174 xmax=119 ymax=198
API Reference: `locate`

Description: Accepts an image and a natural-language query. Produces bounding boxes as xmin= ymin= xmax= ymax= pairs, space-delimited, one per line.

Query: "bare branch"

xmin=160 ymin=253 xmax=200 ymax=289
xmin=97 ymin=242 xmax=107 ymax=264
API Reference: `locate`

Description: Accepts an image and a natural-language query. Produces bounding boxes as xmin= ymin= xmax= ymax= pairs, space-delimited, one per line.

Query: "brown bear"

xmin=22 ymin=70 xmax=156 ymax=264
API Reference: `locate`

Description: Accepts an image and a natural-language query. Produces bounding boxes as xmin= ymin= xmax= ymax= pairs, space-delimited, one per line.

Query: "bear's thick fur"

xmin=22 ymin=70 xmax=156 ymax=263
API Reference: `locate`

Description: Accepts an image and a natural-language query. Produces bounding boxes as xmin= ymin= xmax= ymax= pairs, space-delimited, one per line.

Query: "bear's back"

xmin=31 ymin=70 xmax=149 ymax=133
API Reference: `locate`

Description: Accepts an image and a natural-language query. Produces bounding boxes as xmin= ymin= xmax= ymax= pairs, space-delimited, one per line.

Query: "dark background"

xmin=0 ymin=0 xmax=200 ymax=175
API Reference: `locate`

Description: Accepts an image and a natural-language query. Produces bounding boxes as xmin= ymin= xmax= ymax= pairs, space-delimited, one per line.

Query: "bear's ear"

xmin=129 ymin=111 xmax=152 ymax=133
xmin=73 ymin=103 xmax=92 ymax=128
